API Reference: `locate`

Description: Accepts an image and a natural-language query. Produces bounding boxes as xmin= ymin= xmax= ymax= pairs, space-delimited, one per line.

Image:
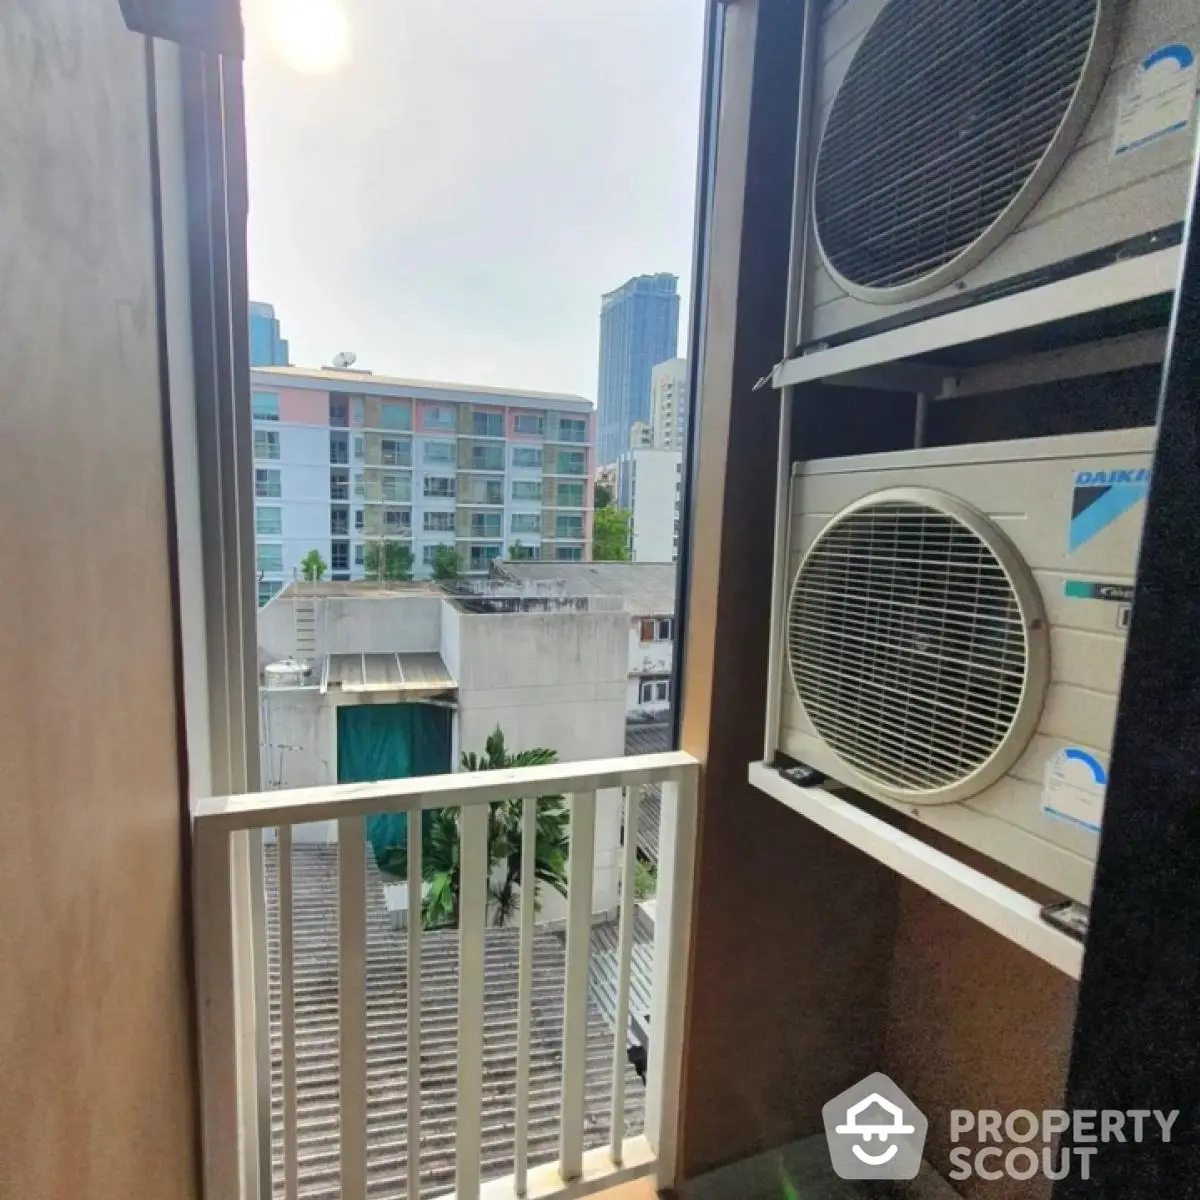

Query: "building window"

xmin=639 ymin=617 xmax=673 ymax=643
xmin=381 ymin=438 xmax=411 ymax=467
xmin=353 ymin=436 xmax=364 ymax=460
xmin=257 ymin=543 xmax=283 ymax=573
xmin=470 ymin=512 xmax=502 ymax=538
xmin=381 ymin=473 xmax=411 ymax=503
xmin=352 ymin=397 xmax=364 ymax=426
xmin=257 ymin=580 xmax=282 ymax=607
xmin=256 ymin=506 xmax=282 ymax=537
xmin=511 ymin=513 xmax=541 ymax=535
xmin=512 ymin=446 xmax=542 ymax=470
xmin=510 ymin=544 xmax=541 ymax=560
xmin=424 ymin=440 xmax=456 ymax=464
xmin=353 ymin=472 xmax=365 ymax=499
xmin=512 ymin=480 xmax=542 ymax=502
xmin=555 ymin=450 xmax=585 ymax=475
xmin=554 ymin=545 xmax=583 ymax=561
xmin=558 ymin=417 xmax=588 ymax=443
xmin=421 ymin=545 xmax=441 ymax=566
xmin=556 ymin=481 xmax=585 ymax=507
xmin=330 ymin=470 xmax=350 ymax=501
xmin=252 ymin=391 xmax=279 ymax=421
xmin=255 ymin=468 xmax=282 ymax=499
xmin=471 ymin=411 xmax=504 ymax=438
xmin=354 ymin=509 xmax=364 ymax=532
xmin=384 ymin=508 xmax=411 ymax=534
xmin=424 ymin=405 xmax=455 ymax=429
xmin=354 ymin=544 xmax=365 ymax=566
xmin=329 ymin=397 xmax=349 ymax=428
xmin=555 ymin=514 xmax=584 ymax=539
xmin=254 ymin=429 xmax=280 ymax=460
xmin=380 ymin=402 xmax=412 ymax=431
xmin=639 ymin=678 xmax=671 ymax=705
xmin=514 ymin=412 xmax=544 ymax=436
xmin=424 ymin=476 xmax=456 ymax=499
xmin=424 ymin=511 xmax=456 ymax=533
xmin=471 ymin=444 xmax=504 ymax=471
xmin=466 ymin=477 xmax=504 ymax=505
xmin=469 ymin=544 xmax=501 ymax=571
xmin=331 ymin=541 xmax=350 ymax=572
xmin=330 ymin=434 xmax=349 ymax=465
xmin=331 ymin=508 xmax=350 ymax=537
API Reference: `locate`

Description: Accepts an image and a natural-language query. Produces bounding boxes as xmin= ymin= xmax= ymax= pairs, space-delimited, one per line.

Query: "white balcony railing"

xmin=193 ymin=751 xmax=699 ymax=1200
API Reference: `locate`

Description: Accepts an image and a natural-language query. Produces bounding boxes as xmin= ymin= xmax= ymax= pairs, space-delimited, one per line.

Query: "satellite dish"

xmin=332 ymin=351 xmax=357 ymax=369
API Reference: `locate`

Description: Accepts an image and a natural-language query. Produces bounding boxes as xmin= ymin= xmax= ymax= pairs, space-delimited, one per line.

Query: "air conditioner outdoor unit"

xmin=775 ymin=427 xmax=1155 ymax=903
xmin=800 ymin=0 xmax=1200 ymax=347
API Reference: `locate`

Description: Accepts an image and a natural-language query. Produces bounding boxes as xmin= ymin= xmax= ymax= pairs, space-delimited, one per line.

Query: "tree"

xmin=365 ymin=539 xmax=413 ymax=581
xmin=508 ymin=539 xmax=535 ymax=561
xmin=592 ymin=505 xmax=632 ymax=561
xmin=431 ymin=543 xmax=463 ymax=581
xmin=299 ymin=549 xmax=327 ymax=581
xmin=594 ymin=481 xmax=613 ymax=510
xmin=381 ymin=727 xmax=569 ymax=929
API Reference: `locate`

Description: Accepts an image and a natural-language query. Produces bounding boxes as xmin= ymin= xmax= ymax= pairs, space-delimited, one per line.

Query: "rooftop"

xmin=267 ymin=844 xmax=646 ymax=1200
xmin=493 ymin=563 xmax=678 ymax=618
xmin=252 ymin=366 xmax=593 ymax=412
xmin=279 ymin=581 xmax=447 ymax=600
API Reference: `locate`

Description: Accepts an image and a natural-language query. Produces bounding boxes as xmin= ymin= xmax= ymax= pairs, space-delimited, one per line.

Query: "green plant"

xmin=381 ymin=727 xmax=569 ymax=929
xmin=365 ymin=539 xmax=414 ymax=581
xmin=594 ymin=481 xmax=613 ymax=510
xmin=592 ymin=505 xmax=631 ymax=561
xmin=633 ymin=857 xmax=657 ymax=901
xmin=299 ymin=549 xmax=327 ymax=581
xmin=431 ymin=543 xmax=463 ymax=581
xmin=508 ymin=539 xmax=535 ymax=560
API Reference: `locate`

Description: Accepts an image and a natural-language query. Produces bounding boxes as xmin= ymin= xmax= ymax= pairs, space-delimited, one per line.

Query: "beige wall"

xmin=0 ymin=3 xmax=198 ymax=1198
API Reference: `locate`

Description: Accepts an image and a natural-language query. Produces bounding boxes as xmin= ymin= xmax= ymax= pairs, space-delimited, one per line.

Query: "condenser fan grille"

xmin=788 ymin=497 xmax=1035 ymax=795
xmin=813 ymin=0 xmax=1107 ymax=295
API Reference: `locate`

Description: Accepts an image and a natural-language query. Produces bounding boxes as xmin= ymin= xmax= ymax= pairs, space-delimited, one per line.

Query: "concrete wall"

xmin=0 ymin=7 xmax=197 ymax=1195
xmin=260 ymin=689 xmax=338 ymax=844
xmin=257 ymin=593 xmax=444 ymax=662
xmin=455 ymin=608 xmax=630 ymax=915
xmin=258 ymin=600 xmax=629 ymax=914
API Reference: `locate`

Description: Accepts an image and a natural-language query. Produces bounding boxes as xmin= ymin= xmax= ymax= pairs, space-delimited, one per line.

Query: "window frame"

xmin=251 ymin=391 xmax=279 ymax=421
xmin=512 ymin=480 xmax=542 ymax=502
xmin=514 ymin=412 xmax=544 ymax=436
xmin=512 ymin=446 xmax=543 ymax=470
xmin=423 ymin=475 xmax=457 ymax=499
xmin=255 ymin=506 xmax=282 ymax=537
xmin=254 ymin=469 xmax=282 ymax=499
xmin=253 ymin=429 xmax=280 ymax=460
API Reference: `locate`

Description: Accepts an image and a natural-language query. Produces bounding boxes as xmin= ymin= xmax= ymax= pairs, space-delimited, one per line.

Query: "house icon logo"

xmin=822 ymin=1073 xmax=928 ymax=1180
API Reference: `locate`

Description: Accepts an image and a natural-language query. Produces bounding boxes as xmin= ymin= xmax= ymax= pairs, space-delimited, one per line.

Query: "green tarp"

xmin=336 ymin=703 xmax=452 ymax=870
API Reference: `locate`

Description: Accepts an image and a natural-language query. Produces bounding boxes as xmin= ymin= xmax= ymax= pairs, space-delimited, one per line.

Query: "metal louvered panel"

xmin=813 ymin=0 xmax=1116 ymax=301
xmin=787 ymin=490 xmax=1050 ymax=803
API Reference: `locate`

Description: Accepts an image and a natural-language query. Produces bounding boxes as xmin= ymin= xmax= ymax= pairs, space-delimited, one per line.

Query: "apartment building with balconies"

xmin=251 ymin=367 xmax=596 ymax=602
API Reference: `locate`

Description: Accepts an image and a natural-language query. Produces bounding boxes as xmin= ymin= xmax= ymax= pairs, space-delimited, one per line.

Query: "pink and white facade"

xmin=251 ymin=367 xmax=595 ymax=601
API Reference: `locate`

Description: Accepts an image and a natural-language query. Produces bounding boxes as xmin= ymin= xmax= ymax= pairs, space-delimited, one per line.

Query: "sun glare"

xmin=265 ymin=0 xmax=351 ymax=75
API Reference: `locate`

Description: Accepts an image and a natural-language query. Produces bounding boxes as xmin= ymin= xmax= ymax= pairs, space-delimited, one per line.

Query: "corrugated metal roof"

xmin=496 ymin=563 xmax=678 ymax=617
xmin=267 ymin=845 xmax=644 ymax=1200
xmin=625 ymin=721 xmax=670 ymax=866
xmin=589 ymin=909 xmax=656 ymax=1049
xmin=323 ymin=653 xmax=456 ymax=695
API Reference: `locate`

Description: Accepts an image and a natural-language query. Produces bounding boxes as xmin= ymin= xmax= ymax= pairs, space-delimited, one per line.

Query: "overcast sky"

xmin=243 ymin=0 xmax=705 ymax=401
